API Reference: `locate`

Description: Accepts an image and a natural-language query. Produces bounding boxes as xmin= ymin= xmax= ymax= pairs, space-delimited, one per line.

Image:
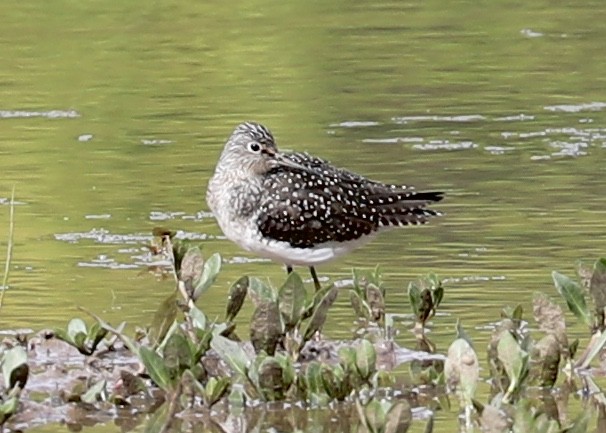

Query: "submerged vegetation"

xmin=1 ymin=227 xmax=606 ymax=432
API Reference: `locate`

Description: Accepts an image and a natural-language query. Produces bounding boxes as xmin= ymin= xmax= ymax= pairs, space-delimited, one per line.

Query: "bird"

xmin=206 ymin=122 xmax=443 ymax=291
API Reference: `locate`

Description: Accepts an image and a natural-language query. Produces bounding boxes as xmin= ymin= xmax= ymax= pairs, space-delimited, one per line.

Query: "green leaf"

xmin=577 ymin=329 xmax=606 ymax=369
xmin=250 ymin=300 xmax=283 ymax=355
xmin=193 ymin=328 xmax=213 ymax=362
xmin=444 ymin=338 xmax=479 ymax=405
xmin=552 ymin=271 xmax=591 ymax=327
xmin=67 ymin=317 xmax=87 ymax=338
xmin=88 ymin=322 xmax=108 ymax=352
xmin=433 ymin=284 xmax=444 ymax=309
xmin=246 ymin=351 xmax=266 ymax=395
xmin=352 ymin=268 xmax=364 ymax=292
xmin=257 ymin=356 xmax=286 ymax=401
xmin=227 ymin=385 xmax=247 ymax=408
xmin=207 ymin=378 xmax=231 ymax=406
xmin=73 ymin=332 xmax=87 ymax=352
xmin=178 ymin=246 xmax=204 ymax=296
xmin=349 ymin=290 xmax=371 ymax=320
xmin=156 ymin=320 xmax=180 ymax=353
xmin=511 ymin=304 xmax=523 ymax=321
xmin=355 ymin=399 xmax=370 ymax=431
xmin=189 ymin=305 xmax=207 ymax=330
xmin=248 ymin=277 xmax=277 ymax=306
xmin=163 ymin=331 xmax=192 ymax=373
xmin=496 ymin=331 xmax=529 ymax=402
xmin=210 ymin=335 xmax=251 ymax=377
xmin=192 ymin=252 xmax=222 ymax=300
xmin=225 ymin=276 xmax=249 ymax=322
xmin=53 ymin=328 xmax=70 ymax=344
xmin=278 ymin=272 xmax=307 ymax=328
xmin=417 ymin=288 xmax=434 ymax=325
xmin=533 ymin=334 xmax=560 ymax=387
xmin=172 ymin=241 xmax=205 ymax=277
xmin=78 ymin=307 xmax=140 ymax=355
xmin=321 ymin=363 xmax=348 ymax=400
xmin=81 ymin=379 xmax=107 ymax=404
xmin=274 ymin=353 xmax=295 ymax=390
xmin=532 ymin=292 xmax=566 ymax=342
xmin=301 ymin=285 xmax=338 ymax=347
xmin=2 ymin=346 xmax=28 ymax=390
xmin=408 ymin=282 xmax=421 ymax=316
xmin=139 ymin=347 xmax=173 ymax=392
xmin=203 ymin=376 xmax=231 ymax=406
xmin=304 ymin=361 xmax=324 ymax=395
xmin=67 ymin=318 xmax=88 ymax=348
xmin=148 ymin=290 xmax=179 ymax=348
xmin=142 ymin=401 xmax=169 ymax=433
xmin=355 ymin=339 xmax=376 ymax=381
xmin=372 ymin=369 xmax=395 ymax=389
xmin=384 ymin=400 xmax=412 ymax=433
xmin=358 ymin=398 xmax=389 ymax=432
xmin=427 ymin=272 xmax=440 ymax=289
xmin=338 ymin=346 xmax=357 ymax=372
xmin=365 ymin=283 xmax=385 ymax=322
xmin=569 ymin=338 xmax=580 ymax=359
xmin=182 ymin=369 xmax=206 ymax=396
xmin=0 ymin=396 xmax=19 ymax=424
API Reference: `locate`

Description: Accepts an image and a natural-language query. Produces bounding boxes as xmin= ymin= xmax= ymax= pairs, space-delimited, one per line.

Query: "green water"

xmin=1 ymin=0 xmax=606 ymax=431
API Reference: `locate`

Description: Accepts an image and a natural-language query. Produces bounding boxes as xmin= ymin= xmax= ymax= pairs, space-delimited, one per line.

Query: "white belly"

xmin=237 ymin=223 xmax=376 ymax=266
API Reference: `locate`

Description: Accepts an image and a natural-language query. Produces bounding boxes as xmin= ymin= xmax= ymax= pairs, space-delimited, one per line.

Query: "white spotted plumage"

xmin=207 ymin=122 xmax=444 ymax=284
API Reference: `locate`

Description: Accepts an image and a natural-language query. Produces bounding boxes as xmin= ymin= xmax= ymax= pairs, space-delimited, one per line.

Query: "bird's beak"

xmin=273 ymin=152 xmax=308 ymax=171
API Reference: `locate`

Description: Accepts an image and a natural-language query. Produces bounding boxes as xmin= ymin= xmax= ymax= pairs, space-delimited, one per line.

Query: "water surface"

xmin=1 ymin=0 xmax=605 ymax=431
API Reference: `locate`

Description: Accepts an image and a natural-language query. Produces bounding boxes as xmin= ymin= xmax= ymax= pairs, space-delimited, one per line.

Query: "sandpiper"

xmin=207 ymin=122 xmax=443 ymax=290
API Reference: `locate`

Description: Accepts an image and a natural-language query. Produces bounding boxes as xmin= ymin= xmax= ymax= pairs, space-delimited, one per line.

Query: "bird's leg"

xmin=286 ymin=265 xmax=293 ymax=274
xmin=309 ymin=266 xmax=321 ymax=291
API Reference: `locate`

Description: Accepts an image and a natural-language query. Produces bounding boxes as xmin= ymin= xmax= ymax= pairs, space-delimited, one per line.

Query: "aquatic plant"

xmin=0 ymin=346 xmax=27 ymax=426
xmin=349 ymin=266 xmax=386 ymax=326
xmin=443 ymin=258 xmax=606 ymax=432
xmin=3 ymin=224 xmax=606 ymax=432
xmin=54 ymin=318 xmax=109 ymax=356
xmin=408 ymin=273 xmax=443 ymax=332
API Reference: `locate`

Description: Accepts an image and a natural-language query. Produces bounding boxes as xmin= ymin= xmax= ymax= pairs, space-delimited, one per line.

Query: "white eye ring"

xmin=247 ymin=142 xmax=261 ymax=153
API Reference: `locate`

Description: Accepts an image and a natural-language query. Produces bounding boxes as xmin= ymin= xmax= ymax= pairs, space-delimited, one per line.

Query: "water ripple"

xmin=0 ymin=109 xmax=80 ymax=119
xmin=330 ymin=121 xmax=381 ymax=128
xmin=77 ymin=254 xmax=139 ymax=270
xmin=412 ymin=140 xmax=478 ymax=151
xmin=142 ymin=139 xmax=173 ymax=146
xmin=362 ymin=137 xmax=423 ymax=144
xmin=54 ymin=229 xmax=152 ymax=244
xmin=150 ymin=210 xmax=214 ymax=221
xmin=544 ymin=102 xmax=606 ymax=113
xmin=54 ymin=228 xmax=211 ymax=244
xmin=392 ymin=115 xmax=485 ymax=123
xmin=520 ymin=28 xmax=544 ymax=38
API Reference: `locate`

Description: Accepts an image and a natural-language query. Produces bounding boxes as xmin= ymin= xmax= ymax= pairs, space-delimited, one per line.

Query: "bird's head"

xmin=219 ymin=122 xmax=301 ymax=175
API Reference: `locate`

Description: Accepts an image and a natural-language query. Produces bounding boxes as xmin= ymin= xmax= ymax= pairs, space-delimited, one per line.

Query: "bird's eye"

xmin=247 ymin=142 xmax=261 ymax=153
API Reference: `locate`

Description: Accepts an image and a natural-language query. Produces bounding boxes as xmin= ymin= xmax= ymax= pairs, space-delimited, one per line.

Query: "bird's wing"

xmin=257 ymin=153 xmax=443 ymax=248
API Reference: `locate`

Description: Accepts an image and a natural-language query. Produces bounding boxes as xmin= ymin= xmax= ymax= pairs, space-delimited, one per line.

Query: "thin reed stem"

xmin=0 ymin=186 xmax=15 ymax=310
